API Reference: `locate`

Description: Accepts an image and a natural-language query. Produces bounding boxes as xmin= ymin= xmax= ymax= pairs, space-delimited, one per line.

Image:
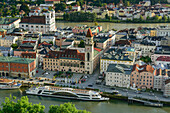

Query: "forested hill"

xmin=80 ymin=0 xmax=168 ymax=6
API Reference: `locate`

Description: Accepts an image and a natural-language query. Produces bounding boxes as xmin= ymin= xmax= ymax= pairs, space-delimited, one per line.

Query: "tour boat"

xmin=26 ymin=86 xmax=109 ymax=101
xmin=0 ymin=79 xmax=22 ymax=89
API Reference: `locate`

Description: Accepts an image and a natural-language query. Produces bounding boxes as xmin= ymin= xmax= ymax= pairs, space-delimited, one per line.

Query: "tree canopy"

xmin=0 ymin=96 xmax=90 ymax=113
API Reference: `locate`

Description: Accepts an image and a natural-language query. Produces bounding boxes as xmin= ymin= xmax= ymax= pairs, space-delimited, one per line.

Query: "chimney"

xmin=154 ymin=69 xmax=157 ymax=76
xmin=159 ymin=69 xmax=162 ymax=76
xmin=166 ymin=69 xmax=168 ymax=76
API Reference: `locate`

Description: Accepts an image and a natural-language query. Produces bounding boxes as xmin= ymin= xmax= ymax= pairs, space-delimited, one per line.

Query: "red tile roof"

xmin=132 ymin=64 xmax=154 ymax=73
xmin=94 ymin=48 xmax=102 ymax=52
xmin=38 ymin=41 xmax=52 ymax=46
xmin=156 ymin=56 xmax=170 ymax=62
xmin=21 ymin=16 xmax=46 ymax=24
xmin=21 ymin=52 xmax=37 ymax=58
xmin=22 ymin=41 xmax=36 ymax=44
xmin=45 ymin=49 xmax=85 ymax=61
xmin=86 ymin=28 xmax=93 ymax=37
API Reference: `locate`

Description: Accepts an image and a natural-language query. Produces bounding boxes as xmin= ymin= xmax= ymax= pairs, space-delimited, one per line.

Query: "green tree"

xmin=11 ymin=44 xmax=18 ymax=49
xmin=20 ymin=3 xmax=30 ymax=15
xmin=78 ymin=40 xmax=85 ymax=48
xmin=68 ymin=5 xmax=72 ymax=11
xmin=54 ymin=3 xmax=66 ymax=12
xmin=154 ymin=15 xmax=159 ymax=21
xmin=48 ymin=6 xmax=53 ymax=11
xmin=140 ymin=15 xmax=144 ymax=21
xmin=1 ymin=95 xmax=45 ymax=113
xmin=94 ymin=22 xmax=98 ymax=26
xmin=49 ymin=103 xmax=90 ymax=113
xmin=49 ymin=41 xmax=53 ymax=45
xmin=105 ymin=14 xmax=109 ymax=19
xmin=163 ymin=15 xmax=168 ymax=22
xmin=77 ymin=1 xmax=80 ymax=6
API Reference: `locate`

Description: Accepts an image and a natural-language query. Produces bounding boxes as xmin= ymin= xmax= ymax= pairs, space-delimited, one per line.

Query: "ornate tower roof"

xmin=86 ymin=28 xmax=93 ymax=37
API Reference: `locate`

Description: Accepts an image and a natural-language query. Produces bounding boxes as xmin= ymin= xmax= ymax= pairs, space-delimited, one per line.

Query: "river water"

xmin=56 ymin=22 xmax=170 ymax=31
xmin=0 ymin=88 xmax=170 ymax=113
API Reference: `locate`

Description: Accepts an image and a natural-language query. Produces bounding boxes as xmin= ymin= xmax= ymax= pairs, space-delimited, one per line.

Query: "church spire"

xmin=86 ymin=28 xmax=93 ymax=37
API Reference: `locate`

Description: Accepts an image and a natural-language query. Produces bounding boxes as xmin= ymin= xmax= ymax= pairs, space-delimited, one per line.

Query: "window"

xmin=41 ymin=26 xmax=43 ymax=28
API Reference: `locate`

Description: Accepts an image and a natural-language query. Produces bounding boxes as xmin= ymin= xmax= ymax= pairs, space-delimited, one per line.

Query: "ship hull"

xmin=26 ymin=92 xmax=109 ymax=101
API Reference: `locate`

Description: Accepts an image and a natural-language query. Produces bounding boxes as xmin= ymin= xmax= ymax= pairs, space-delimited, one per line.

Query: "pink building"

xmin=131 ymin=61 xmax=155 ymax=89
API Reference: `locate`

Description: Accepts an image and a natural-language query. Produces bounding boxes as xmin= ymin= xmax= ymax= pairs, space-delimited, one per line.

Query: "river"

xmin=56 ymin=22 xmax=170 ymax=31
xmin=0 ymin=88 xmax=170 ymax=113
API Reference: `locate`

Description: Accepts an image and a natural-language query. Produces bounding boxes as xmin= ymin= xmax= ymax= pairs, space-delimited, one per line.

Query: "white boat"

xmin=0 ymin=79 xmax=22 ymax=89
xmin=26 ymin=86 xmax=109 ymax=101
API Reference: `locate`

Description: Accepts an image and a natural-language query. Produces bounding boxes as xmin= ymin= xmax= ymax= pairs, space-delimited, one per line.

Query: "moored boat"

xmin=0 ymin=79 xmax=22 ymax=89
xmin=26 ymin=86 xmax=109 ymax=101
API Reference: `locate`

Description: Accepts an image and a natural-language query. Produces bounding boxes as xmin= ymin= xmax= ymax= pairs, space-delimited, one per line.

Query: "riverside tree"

xmin=0 ymin=96 xmax=90 ymax=113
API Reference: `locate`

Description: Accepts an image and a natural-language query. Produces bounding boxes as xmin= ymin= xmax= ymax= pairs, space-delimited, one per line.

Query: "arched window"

xmin=87 ymin=53 xmax=90 ymax=61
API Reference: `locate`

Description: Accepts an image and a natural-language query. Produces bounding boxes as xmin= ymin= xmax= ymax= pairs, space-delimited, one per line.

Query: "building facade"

xmin=130 ymin=61 xmax=155 ymax=89
xmin=0 ymin=36 xmax=18 ymax=47
xmin=100 ymin=47 xmax=136 ymax=74
xmin=0 ymin=18 xmax=20 ymax=34
xmin=20 ymin=10 xmax=55 ymax=33
xmin=106 ymin=64 xmax=131 ymax=87
xmin=43 ymin=29 xmax=102 ymax=74
xmin=0 ymin=56 xmax=36 ymax=78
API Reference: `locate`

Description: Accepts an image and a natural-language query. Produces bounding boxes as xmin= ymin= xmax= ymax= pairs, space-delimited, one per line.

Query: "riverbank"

xmin=55 ymin=22 xmax=170 ymax=31
xmin=56 ymin=19 xmax=170 ymax=24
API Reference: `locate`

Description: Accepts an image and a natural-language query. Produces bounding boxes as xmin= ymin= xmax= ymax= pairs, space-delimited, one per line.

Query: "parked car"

xmin=88 ymin=84 xmax=93 ymax=87
xmin=110 ymin=87 xmax=115 ymax=90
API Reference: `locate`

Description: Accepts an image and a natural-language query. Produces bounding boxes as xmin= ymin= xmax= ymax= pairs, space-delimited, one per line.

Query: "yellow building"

xmin=150 ymin=29 xmax=157 ymax=36
xmin=43 ymin=29 xmax=102 ymax=74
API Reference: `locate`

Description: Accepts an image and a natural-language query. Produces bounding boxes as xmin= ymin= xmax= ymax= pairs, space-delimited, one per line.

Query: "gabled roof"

xmin=132 ymin=64 xmax=154 ymax=74
xmin=86 ymin=28 xmax=93 ymax=37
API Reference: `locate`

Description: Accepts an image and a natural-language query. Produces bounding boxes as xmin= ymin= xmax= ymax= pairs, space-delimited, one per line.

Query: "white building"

xmin=100 ymin=47 xmax=136 ymax=74
xmin=41 ymin=35 xmax=56 ymax=44
xmin=151 ymin=46 xmax=170 ymax=64
xmin=106 ymin=64 xmax=132 ymax=88
xmin=20 ymin=9 xmax=56 ymax=34
xmin=157 ymin=26 xmax=170 ymax=37
xmin=164 ymin=79 xmax=170 ymax=97
xmin=0 ymin=46 xmax=13 ymax=56
xmin=154 ymin=68 xmax=170 ymax=91
xmin=132 ymin=41 xmax=156 ymax=57
xmin=0 ymin=36 xmax=18 ymax=47
xmin=72 ymin=5 xmax=81 ymax=11
xmin=0 ymin=18 xmax=20 ymax=34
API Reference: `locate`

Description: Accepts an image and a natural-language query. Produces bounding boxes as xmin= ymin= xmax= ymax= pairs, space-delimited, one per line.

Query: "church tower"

xmin=85 ymin=28 xmax=94 ymax=74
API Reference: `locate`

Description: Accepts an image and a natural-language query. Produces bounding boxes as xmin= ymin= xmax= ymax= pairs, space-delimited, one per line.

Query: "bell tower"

xmin=85 ymin=28 xmax=94 ymax=74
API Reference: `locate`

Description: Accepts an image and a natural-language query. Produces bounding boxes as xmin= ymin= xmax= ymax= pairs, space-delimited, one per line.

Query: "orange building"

xmin=130 ymin=61 xmax=155 ymax=89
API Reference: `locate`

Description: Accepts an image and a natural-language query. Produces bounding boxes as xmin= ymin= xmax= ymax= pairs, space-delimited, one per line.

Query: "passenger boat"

xmin=26 ymin=86 xmax=109 ymax=101
xmin=0 ymin=79 xmax=22 ymax=89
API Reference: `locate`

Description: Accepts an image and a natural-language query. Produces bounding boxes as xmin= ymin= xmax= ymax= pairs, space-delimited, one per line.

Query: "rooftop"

xmin=107 ymin=64 xmax=132 ymax=75
xmin=0 ymin=18 xmax=20 ymax=25
xmin=0 ymin=56 xmax=35 ymax=64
